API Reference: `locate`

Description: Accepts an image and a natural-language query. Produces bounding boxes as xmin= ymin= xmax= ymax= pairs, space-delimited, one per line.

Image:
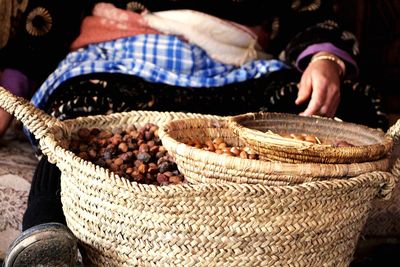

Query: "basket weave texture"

xmin=0 ymin=87 xmax=398 ymax=267
xmin=228 ymin=112 xmax=393 ymax=164
xmin=159 ymin=117 xmax=390 ymax=185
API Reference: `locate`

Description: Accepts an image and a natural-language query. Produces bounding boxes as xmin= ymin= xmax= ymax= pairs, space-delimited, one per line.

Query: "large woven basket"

xmin=159 ymin=117 xmax=390 ymax=185
xmin=0 ymin=86 xmax=398 ymax=267
xmin=228 ymin=112 xmax=393 ymax=164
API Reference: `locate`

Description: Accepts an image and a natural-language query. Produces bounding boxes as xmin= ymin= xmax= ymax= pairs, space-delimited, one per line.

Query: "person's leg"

xmin=22 ymin=156 xmax=66 ymax=230
xmin=3 ymin=156 xmax=78 ymax=267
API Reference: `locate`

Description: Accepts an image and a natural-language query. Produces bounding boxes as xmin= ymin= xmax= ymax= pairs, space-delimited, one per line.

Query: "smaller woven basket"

xmin=159 ymin=117 xmax=390 ymax=185
xmin=228 ymin=112 xmax=393 ymax=164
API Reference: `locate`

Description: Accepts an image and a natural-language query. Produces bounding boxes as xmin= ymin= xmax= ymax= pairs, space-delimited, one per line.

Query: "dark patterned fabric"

xmin=0 ymin=0 xmax=357 ymax=83
xmin=44 ymin=71 xmax=388 ymax=130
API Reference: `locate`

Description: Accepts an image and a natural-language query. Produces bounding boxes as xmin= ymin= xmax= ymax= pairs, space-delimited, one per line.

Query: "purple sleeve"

xmin=0 ymin=68 xmax=35 ymax=99
xmin=296 ymin=42 xmax=359 ymax=78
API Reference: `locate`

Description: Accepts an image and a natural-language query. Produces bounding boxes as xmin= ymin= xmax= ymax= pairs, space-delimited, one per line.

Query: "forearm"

xmin=296 ymin=43 xmax=358 ymax=79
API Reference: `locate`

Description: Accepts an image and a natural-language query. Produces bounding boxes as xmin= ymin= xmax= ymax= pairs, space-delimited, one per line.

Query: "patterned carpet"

xmin=0 ymin=126 xmax=37 ymax=259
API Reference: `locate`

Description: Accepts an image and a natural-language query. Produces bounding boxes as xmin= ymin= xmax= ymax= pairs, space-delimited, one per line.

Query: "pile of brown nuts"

xmin=65 ymin=123 xmax=185 ymax=186
xmin=185 ymin=137 xmax=259 ymax=160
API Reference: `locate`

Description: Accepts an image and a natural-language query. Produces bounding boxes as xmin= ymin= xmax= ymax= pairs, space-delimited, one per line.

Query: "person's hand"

xmin=295 ymin=54 xmax=344 ymax=118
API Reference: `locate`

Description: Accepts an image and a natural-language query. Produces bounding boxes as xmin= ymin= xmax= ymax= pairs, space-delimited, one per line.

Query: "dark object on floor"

xmin=3 ymin=222 xmax=77 ymax=267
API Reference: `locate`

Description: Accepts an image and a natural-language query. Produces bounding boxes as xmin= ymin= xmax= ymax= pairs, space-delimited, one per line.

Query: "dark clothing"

xmin=22 ymin=156 xmax=66 ymax=231
xmin=0 ymin=0 xmax=358 ymax=84
xmin=44 ymin=71 xmax=388 ymax=130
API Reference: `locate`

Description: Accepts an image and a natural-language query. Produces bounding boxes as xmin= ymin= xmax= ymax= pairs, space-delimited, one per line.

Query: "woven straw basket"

xmin=159 ymin=117 xmax=390 ymax=185
xmin=0 ymin=86 xmax=398 ymax=267
xmin=228 ymin=112 xmax=393 ymax=164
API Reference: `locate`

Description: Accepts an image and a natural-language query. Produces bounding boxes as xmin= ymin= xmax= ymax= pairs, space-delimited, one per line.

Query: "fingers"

xmin=298 ymin=79 xmax=340 ymax=118
xmin=295 ymin=76 xmax=312 ymax=106
xmin=297 ymin=60 xmax=342 ymax=118
xmin=299 ymin=81 xmax=327 ymax=116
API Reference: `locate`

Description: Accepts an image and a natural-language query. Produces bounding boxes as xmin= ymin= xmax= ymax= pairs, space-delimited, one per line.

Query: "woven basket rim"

xmin=158 ymin=116 xmax=390 ymax=181
xmin=36 ymin=111 xmax=393 ymax=199
xmin=228 ymin=112 xmax=393 ymax=163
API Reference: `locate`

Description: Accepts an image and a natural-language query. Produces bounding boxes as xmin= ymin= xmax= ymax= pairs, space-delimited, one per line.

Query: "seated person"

xmin=0 ymin=0 xmax=388 ymax=266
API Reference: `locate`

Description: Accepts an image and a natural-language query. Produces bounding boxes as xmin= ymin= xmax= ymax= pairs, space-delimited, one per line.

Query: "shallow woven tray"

xmin=0 ymin=87 xmax=398 ymax=267
xmin=228 ymin=112 xmax=393 ymax=164
xmin=159 ymin=117 xmax=390 ymax=185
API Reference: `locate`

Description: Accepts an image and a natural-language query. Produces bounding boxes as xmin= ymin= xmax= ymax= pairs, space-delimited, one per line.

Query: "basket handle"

xmin=0 ymin=86 xmax=60 ymax=139
xmin=387 ymin=119 xmax=400 ymax=181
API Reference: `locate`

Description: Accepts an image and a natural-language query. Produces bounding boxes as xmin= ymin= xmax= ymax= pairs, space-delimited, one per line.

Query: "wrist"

xmin=310 ymin=52 xmax=346 ymax=78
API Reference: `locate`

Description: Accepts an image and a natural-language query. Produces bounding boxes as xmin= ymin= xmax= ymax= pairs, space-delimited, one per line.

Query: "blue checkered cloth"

xmin=31 ymin=34 xmax=289 ymax=110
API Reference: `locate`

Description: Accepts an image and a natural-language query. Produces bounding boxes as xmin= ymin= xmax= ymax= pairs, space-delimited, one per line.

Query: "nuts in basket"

xmin=277 ymin=132 xmax=354 ymax=147
xmin=185 ymin=137 xmax=259 ymax=159
xmin=229 ymin=112 xmax=393 ymax=164
xmin=64 ymin=123 xmax=185 ymax=186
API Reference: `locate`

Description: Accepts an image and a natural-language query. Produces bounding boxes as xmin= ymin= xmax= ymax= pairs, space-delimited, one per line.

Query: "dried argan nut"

xmin=119 ymin=152 xmax=133 ymax=162
xmin=126 ymin=167 xmax=134 ymax=175
xmin=77 ymin=128 xmax=91 ymax=139
xmin=195 ymin=143 xmax=202 ymax=149
xmin=218 ymin=142 xmax=227 ymax=150
xmin=230 ymin=147 xmax=240 ymax=156
xmin=148 ymin=163 xmax=158 ymax=175
xmin=290 ymin=134 xmax=305 ymax=141
xmin=78 ymin=151 xmax=89 ymax=160
xmin=114 ymin=157 xmax=124 ymax=166
xmin=138 ymin=163 xmax=148 ymax=174
xmin=90 ymin=128 xmax=101 ymax=136
xmin=117 ymin=142 xmax=128 ymax=153
xmin=110 ymin=134 xmax=122 ymax=145
xmin=98 ymin=131 xmax=112 ymax=139
xmin=131 ymin=171 xmax=144 ymax=182
xmin=223 ymin=147 xmax=232 ymax=156
xmin=169 ymin=175 xmax=182 ymax=184
xmin=157 ymin=173 xmax=169 ymax=184
xmin=112 ymin=127 xmax=123 ymax=135
xmin=213 ymin=137 xmax=224 ymax=145
xmin=137 ymin=152 xmax=151 ymax=163
xmin=149 ymin=145 xmax=159 ymax=155
xmin=205 ymin=140 xmax=215 ymax=151
xmin=158 ymin=161 xmax=172 ymax=173
xmin=248 ymin=154 xmax=258 ymax=160
xmin=186 ymin=140 xmax=195 ymax=146
xmin=119 ymin=164 xmax=128 ymax=172
xmin=239 ymin=151 xmax=248 ymax=159
xmin=304 ymin=135 xmax=317 ymax=143
xmin=128 ymin=143 xmax=138 ymax=150
xmin=96 ymin=138 xmax=107 ymax=147
xmin=139 ymin=144 xmax=150 ymax=153
xmin=163 ymin=171 xmax=173 ymax=177
xmin=88 ymin=149 xmax=97 ymax=158
xmin=109 ymin=163 xmax=119 ymax=172
xmin=134 ymin=160 xmax=143 ymax=168
xmin=146 ymin=140 xmax=156 ymax=147
xmin=126 ymin=125 xmax=137 ymax=132
xmin=333 ymin=140 xmax=354 ymax=147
